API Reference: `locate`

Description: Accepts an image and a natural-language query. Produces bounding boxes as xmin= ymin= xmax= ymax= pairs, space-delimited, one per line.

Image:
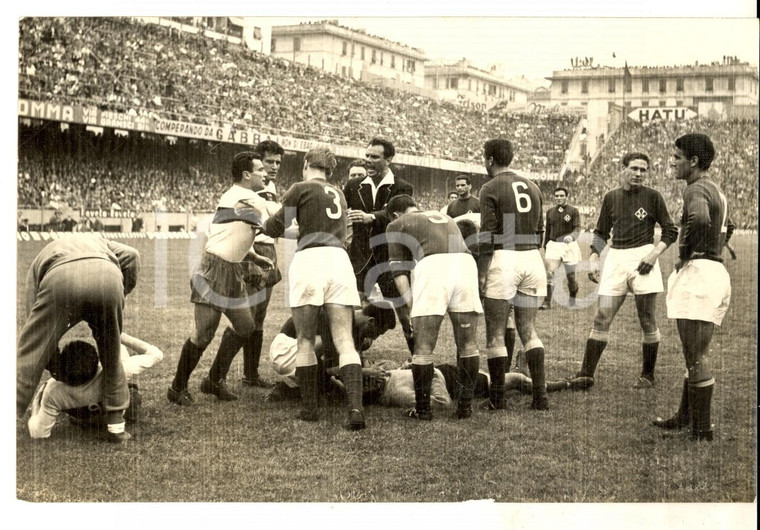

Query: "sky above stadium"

xmin=256 ymin=15 xmax=759 ymax=85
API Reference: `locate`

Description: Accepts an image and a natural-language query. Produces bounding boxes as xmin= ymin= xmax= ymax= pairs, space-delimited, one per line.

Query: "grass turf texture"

xmin=16 ymin=234 xmax=757 ymax=502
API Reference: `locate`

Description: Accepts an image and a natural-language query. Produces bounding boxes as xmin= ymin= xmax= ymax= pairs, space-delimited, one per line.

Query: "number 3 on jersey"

xmin=512 ymin=182 xmax=532 ymax=213
xmin=324 ymin=186 xmax=342 ymax=219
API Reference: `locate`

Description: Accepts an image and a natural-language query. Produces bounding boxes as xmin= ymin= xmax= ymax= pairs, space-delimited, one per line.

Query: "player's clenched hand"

xmin=588 ymin=254 xmax=600 ymax=283
xmin=563 ymin=235 xmax=574 ymax=244
xmin=636 ymin=251 xmax=658 ymax=275
xmin=249 ymin=254 xmax=274 ymax=271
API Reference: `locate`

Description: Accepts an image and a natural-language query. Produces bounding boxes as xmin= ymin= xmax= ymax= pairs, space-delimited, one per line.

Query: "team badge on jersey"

xmin=635 ymin=207 xmax=648 ymax=221
xmin=564 ymin=214 xmax=571 ymax=222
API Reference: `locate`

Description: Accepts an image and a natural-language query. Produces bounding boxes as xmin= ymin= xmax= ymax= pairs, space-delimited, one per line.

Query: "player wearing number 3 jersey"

xmin=263 ymin=147 xmax=366 ymax=430
xmin=477 ymin=138 xmax=549 ymax=411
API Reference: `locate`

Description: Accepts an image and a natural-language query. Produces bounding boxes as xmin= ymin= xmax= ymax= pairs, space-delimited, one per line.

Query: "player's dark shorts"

xmin=243 ymin=242 xmax=282 ymax=291
xmin=190 ymin=251 xmax=249 ymax=310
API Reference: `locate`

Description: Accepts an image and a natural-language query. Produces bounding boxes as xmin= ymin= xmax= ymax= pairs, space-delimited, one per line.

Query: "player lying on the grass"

xmin=654 ymin=133 xmax=731 ymax=443
xmin=262 ymin=147 xmax=366 ymax=430
xmin=385 ymin=194 xmax=482 ymax=421
xmin=17 ymin=233 xmax=141 ymax=444
xmin=266 ymin=305 xmax=391 ymax=402
xmin=167 ymin=152 xmax=274 ymax=407
xmin=571 ymin=152 xmax=678 ymax=390
xmin=28 ymin=333 xmax=163 ymax=439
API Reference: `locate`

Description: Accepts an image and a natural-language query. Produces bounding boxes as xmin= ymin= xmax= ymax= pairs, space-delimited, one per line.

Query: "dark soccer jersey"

xmin=263 ymin=179 xmax=347 ymax=250
xmin=591 ymin=186 xmax=678 ymax=254
xmin=446 ymin=196 xmax=481 ymax=218
xmin=679 ymin=177 xmax=728 ymax=262
xmin=479 ymin=170 xmax=544 ymax=253
xmin=544 ymin=204 xmax=580 ymax=246
xmin=387 ymin=210 xmax=469 ymax=272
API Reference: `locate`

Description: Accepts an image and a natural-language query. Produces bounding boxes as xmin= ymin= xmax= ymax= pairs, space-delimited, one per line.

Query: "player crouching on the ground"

xmin=262 ymin=147 xmax=366 ymax=430
xmin=28 ymin=333 xmax=163 ymax=440
xmin=385 ymin=194 xmax=483 ymax=420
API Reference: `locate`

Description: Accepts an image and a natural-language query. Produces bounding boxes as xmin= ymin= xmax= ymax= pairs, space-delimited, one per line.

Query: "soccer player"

xmin=203 ymin=141 xmax=284 ymax=395
xmin=17 ymin=234 xmax=141 ymax=443
xmin=572 ymin=152 xmax=678 ymax=389
xmin=477 ymin=138 xmax=549 ymax=411
xmin=541 ymin=186 xmax=581 ymax=310
xmin=28 ymin=333 xmax=163 ymax=439
xmin=262 ymin=147 xmax=366 ymax=430
xmin=167 ymin=152 xmax=274 ymax=406
xmin=385 ymin=194 xmax=483 ymax=420
xmin=654 ymin=133 xmax=731 ymax=442
xmin=343 ymin=138 xmax=415 ymax=353
xmin=445 ymin=175 xmax=481 ymax=218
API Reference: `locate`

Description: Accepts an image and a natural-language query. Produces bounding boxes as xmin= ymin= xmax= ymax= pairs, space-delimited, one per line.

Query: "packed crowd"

xmin=569 ymin=119 xmax=758 ymax=229
xmin=18 ymin=17 xmax=577 ymax=168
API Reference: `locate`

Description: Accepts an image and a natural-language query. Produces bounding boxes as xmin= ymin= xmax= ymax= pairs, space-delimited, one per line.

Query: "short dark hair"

xmin=368 ymin=137 xmax=395 ymax=159
xmin=348 ymin=159 xmax=368 ymax=170
xmin=455 ymin=218 xmax=479 ymax=242
xmin=455 ymin=175 xmax=471 ymax=185
xmin=622 ymin=152 xmax=650 ymax=169
xmin=483 ymin=139 xmax=514 ymax=167
xmin=47 ymin=341 xmax=100 ymax=386
xmin=385 ymin=194 xmax=416 ymax=217
xmin=675 ymin=133 xmax=715 ymax=170
xmin=231 ymin=151 xmax=261 ymax=182
xmin=554 ymin=186 xmax=569 ymax=196
xmin=305 ymin=147 xmax=337 ymax=177
xmin=254 ymin=140 xmax=284 ymax=158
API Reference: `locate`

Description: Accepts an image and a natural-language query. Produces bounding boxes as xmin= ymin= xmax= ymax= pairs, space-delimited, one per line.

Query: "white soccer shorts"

xmin=288 ymin=247 xmax=361 ymax=308
xmin=410 ymin=254 xmax=483 ymax=317
xmin=545 ymin=240 xmax=582 ymax=266
xmin=598 ymin=245 xmax=664 ymax=296
xmin=485 ymin=249 xmax=547 ymax=300
xmin=667 ymin=259 xmax=731 ymax=325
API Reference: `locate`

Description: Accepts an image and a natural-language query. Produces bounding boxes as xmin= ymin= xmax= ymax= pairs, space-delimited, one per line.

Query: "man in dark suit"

xmin=344 ymin=138 xmax=414 ymax=353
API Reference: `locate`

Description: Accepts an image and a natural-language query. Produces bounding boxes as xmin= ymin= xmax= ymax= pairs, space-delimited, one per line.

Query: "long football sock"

xmin=567 ymin=272 xmax=578 ymax=298
xmin=457 ymin=355 xmax=480 ymax=411
xmin=243 ymin=330 xmax=264 ymax=381
xmin=655 ymin=378 xmax=689 ymax=429
xmin=339 ymin=363 xmax=364 ymax=412
xmin=209 ymin=327 xmax=244 ymax=382
xmin=525 ymin=346 xmax=548 ymax=409
xmin=172 ymin=339 xmax=205 ymax=391
xmin=487 ymin=356 xmax=507 ymax=408
xmin=411 ymin=363 xmax=434 ymax=414
xmin=296 ymin=365 xmax=319 ymax=421
xmin=689 ymin=379 xmax=715 ymax=441
xmin=578 ymin=337 xmax=607 ymax=378
xmin=641 ymin=342 xmax=659 ymax=380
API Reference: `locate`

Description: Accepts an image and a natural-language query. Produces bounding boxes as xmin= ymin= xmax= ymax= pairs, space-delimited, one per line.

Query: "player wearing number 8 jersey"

xmin=654 ymin=134 xmax=730 ymax=442
xmin=385 ymin=195 xmax=482 ymax=420
xmin=477 ymin=138 xmax=549 ymax=411
xmin=263 ymin=147 xmax=366 ymax=430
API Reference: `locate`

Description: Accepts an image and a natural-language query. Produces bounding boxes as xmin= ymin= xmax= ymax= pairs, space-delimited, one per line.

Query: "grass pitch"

xmin=15 ymin=233 xmax=757 ymax=503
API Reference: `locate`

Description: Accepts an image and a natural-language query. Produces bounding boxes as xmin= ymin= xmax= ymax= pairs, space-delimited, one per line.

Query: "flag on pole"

xmin=624 ymin=61 xmax=632 ymax=91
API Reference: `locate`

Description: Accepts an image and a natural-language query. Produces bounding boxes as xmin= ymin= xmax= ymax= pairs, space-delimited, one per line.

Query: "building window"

xmin=728 ymin=76 xmax=736 ymax=91
xmin=293 ymin=37 xmax=301 ymax=52
xmin=659 ymin=100 xmax=666 ymax=107
xmin=676 ymin=78 xmax=684 ymax=92
xmin=608 ymin=78 xmax=616 ymax=93
xmin=380 ymin=52 xmax=384 ymax=66
xmin=468 ymin=79 xmax=471 ymax=90
xmin=676 ymin=100 xmax=683 ymax=106
xmin=705 ymin=77 xmax=713 ymax=91
xmin=581 ymin=101 xmax=588 ymax=106
xmin=658 ymin=79 xmax=666 ymax=93
xmin=361 ymin=47 xmax=365 ymax=60
xmin=642 ymin=78 xmax=649 ymax=93
xmin=641 ymin=101 xmax=649 ymax=107
xmin=561 ymin=80 xmax=568 ymax=94
xmin=371 ymin=50 xmax=376 ymax=64
xmin=341 ymin=66 xmax=347 ymax=76
xmin=391 ymin=55 xmax=395 ymax=69
xmin=351 ymin=43 xmax=355 ymax=57
xmin=271 ymin=39 xmax=276 ymax=52
xmin=342 ymin=41 xmax=347 ymax=56
xmin=581 ymin=79 xmax=588 ymax=94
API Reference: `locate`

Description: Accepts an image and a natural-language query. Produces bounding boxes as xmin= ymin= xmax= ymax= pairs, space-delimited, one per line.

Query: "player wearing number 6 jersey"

xmin=385 ymin=195 xmax=483 ymax=421
xmin=477 ymin=138 xmax=549 ymax=411
xmin=263 ymin=147 xmax=366 ymax=430
xmin=654 ymin=134 xmax=731 ymax=442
